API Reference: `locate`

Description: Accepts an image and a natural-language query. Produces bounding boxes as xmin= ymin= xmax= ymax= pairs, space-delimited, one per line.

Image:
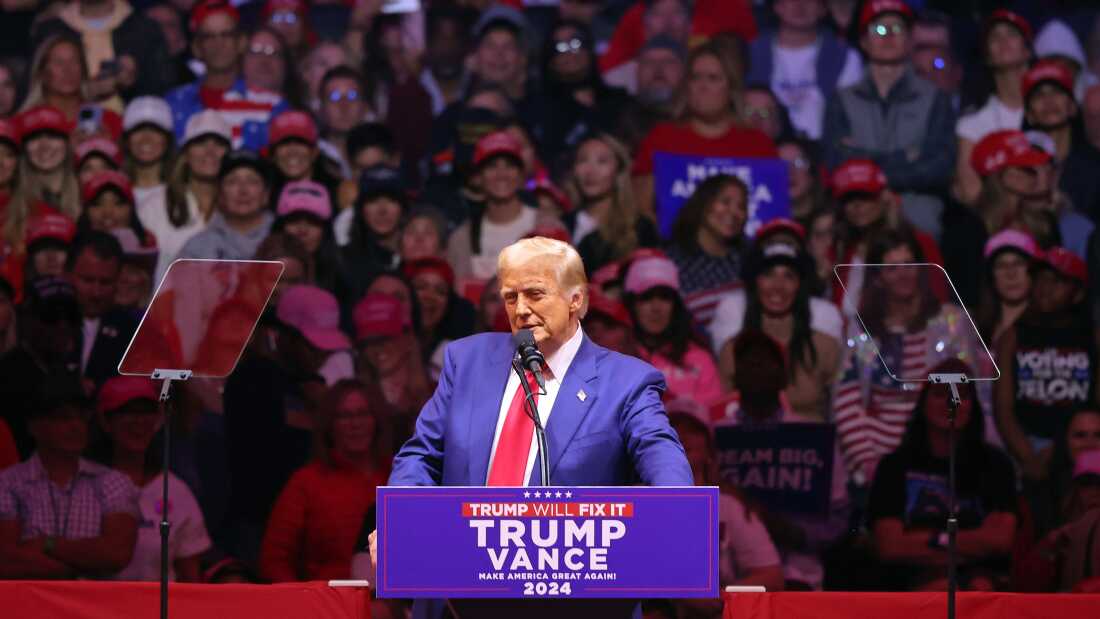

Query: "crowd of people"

xmin=1 ymin=0 xmax=1100 ymax=615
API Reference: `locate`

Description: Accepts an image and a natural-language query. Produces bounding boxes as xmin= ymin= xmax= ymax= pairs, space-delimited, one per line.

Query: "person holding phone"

xmin=31 ymin=0 xmax=173 ymax=104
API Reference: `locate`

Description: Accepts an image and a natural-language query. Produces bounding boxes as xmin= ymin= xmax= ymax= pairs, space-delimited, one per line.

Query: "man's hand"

xmin=368 ymin=529 xmax=377 ymax=569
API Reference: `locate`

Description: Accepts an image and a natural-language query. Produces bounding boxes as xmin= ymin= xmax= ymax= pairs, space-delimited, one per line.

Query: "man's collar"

xmin=544 ymin=325 xmax=584 ymax=382
xmin=27 ymin=453 xmax=98 ymax=480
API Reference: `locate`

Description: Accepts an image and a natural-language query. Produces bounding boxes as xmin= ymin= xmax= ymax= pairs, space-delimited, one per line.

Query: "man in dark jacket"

xmin=64 ymin=232 xmax=139 ymax=392
xmin=32 ymin=0 xmax=172 ymax=100
xmin=821 ymin=0 xmax=955 ymax=241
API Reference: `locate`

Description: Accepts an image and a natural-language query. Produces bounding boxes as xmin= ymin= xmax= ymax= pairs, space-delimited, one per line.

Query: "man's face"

xmin=219 ymin=167 xmax=269 ymax=221
xmin=774 ymin=0 xmax=825 ymax=31
xmin=146 ymin=4 xmax=186 ymax=56
xmin=861 ymin=14 xmax=911 ymax=65
xmin=474 ymin=29 xmax=524 ymax=88
xmin=500 ymin=257 xmax=582 ymax=353
xmin=243 ymin=30 xmax=285 ymax=92
xmin=643 ymin=0 xmax=691 ymax=44
xmin=1027 ymin=84 xmax=1077 ymax=130
xmin=912 ymin=24 xmax=960 ymax=93
xmin=321 ymin=77 xmax=367 ymax=134
xmin=427 ymin=18 xmax=466 ymax=80
xmin=29 ymin=406 xmax=90 ymax=456
xmin=192 ymin=13 xmax=243 ymax=74
xmin=69 ymin=249 xmax=120 ymax=319
xmin=637 ymin=48 xmax=684 ymax=105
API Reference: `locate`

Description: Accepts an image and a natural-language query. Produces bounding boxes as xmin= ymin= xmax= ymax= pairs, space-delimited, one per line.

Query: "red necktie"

xmin=487 ymin=370 xmax=540 ymax=486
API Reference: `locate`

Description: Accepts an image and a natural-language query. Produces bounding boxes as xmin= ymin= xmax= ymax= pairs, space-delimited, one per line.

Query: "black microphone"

xmin=512 ymin=328 xmax=546 ymax=393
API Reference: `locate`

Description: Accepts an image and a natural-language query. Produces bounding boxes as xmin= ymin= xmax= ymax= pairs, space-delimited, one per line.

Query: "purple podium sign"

xmin=376 ymin=486 xmax=718 ymax=599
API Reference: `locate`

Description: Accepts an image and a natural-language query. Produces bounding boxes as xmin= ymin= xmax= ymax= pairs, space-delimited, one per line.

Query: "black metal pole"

xmin=946 ymin=382 xmax=960 ymax=619
xmin=512 ymin=360 xmax=550 ymax=487
xmin=158 ymin=378 xmax=173 ymax=619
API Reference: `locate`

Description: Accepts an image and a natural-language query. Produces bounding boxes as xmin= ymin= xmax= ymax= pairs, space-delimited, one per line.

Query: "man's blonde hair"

xmin=498 ymin=237 xmax=589 ymax=317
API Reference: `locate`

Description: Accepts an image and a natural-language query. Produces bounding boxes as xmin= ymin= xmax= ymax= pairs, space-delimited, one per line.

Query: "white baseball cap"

xmin=123 ymin=96 xmax=173 ymax=134
xmin=183 ymin=110 xmax=232 ymax=147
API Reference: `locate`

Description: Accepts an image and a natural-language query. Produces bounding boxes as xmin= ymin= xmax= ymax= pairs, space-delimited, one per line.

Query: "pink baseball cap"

xmin=74 ymin=137 xmax=122 ymax=168
xmin=268 ymin=110 xmax=318 ymax=147
xmin=1073 ymin=449 xmax=1100 ymax=480
xmin=276 ymin=284 xmax=350 ymax=351
xmin=983 ymin=229 xmax=1039 ymax=260
xmin=276 ymin=180 xmax=332 ymax=220
xmin=353 ymin=293 xmax=411 ymax=341
xmin=624 ymin=255 xmax=680 ymax=295
xmin=97 ymin=375 xmax=159 ymax=414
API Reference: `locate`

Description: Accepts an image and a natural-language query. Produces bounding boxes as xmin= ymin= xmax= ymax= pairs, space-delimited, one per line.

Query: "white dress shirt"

xmin=81 ymin=318 xmax=100 ymax=373
xmin=485 ymin=326 xmax=585 ymax=485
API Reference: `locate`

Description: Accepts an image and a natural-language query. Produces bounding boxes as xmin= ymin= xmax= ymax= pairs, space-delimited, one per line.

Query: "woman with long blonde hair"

xmin=564 ymin=132 xmax=659 ymax=273
xmin=631 ymin=40 xmax=776 ymax=221
xmin=19 ymin=34 xmax=88 ymax=120
xmin=4 ymin=106 xmax=80 ymax=251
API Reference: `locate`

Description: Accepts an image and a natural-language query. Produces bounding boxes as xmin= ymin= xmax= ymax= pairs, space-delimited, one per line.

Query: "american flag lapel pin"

xmin=577 ymin=389 xmax=587 ymax=402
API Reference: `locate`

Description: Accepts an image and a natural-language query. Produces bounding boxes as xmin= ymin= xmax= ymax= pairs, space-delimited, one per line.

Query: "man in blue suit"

xmin=372 ymin=236 xmax=693 ymax=618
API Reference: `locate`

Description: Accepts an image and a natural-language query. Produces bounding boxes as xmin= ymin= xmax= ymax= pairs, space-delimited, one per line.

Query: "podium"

xmin=375 ymin=486 xmax=720 ymax=617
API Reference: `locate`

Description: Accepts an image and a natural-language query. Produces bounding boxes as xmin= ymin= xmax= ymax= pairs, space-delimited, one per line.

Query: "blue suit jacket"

xmin=389 ymin=331 xmax=693 ymax=488
xmin=389 ymin=332 xmax=692 ymax=619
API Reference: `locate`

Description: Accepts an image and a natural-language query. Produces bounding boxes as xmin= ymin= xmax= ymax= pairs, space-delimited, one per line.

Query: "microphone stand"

xmin=512 ymin=359 xmax=550 ymax=487
xmin=929 ymin=372 xmax=964 ymax=619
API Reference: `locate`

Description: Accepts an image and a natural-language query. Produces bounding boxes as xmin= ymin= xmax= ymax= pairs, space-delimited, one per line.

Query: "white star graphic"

xmin=523 ymin=491 xmax=530 ymax=498
xmin=555 ymin=491 xmax=563 ymax=498
xmin=533 ymin=491 xmax=542 ymax=498
xmin=565 ymin=491 xmax=572 ymax=498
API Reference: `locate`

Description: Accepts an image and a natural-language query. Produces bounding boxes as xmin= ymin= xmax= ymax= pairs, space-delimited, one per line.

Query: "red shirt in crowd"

xmin=259 ymin=452 xmax=390 ymax=583
xmin=599 ymin=0 xmax=758 ymax=74
xmin=632 ymin=121 xmax=778 ymax=176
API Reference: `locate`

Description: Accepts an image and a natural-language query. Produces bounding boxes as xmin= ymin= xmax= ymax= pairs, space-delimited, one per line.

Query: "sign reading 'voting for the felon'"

xmin=652 ymin=152 xmax=791 ymax=240
xmin=375 ymin=486 xmax=718 ymax=599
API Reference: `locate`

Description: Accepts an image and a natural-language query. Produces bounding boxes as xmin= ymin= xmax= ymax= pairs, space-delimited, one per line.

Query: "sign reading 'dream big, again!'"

xmin=375 ymin=486 xmax=719 ymax=599
xmin=652 ymin=152 xmax=791 ymax=239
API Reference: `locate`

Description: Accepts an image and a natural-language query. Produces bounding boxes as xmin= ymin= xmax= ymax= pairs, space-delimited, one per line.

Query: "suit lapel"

xmin=468 ymin=335 xmax=516 ymax=485
xmin=543 ymin=336 xmax=600 ymax=481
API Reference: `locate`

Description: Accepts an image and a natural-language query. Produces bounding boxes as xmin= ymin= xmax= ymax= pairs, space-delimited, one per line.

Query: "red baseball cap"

xmin=970 ymin=130 xmax=1050 ymax=176
xmin=1040 ymin=247 xmax=1087 ymax=285
xmin=0 ymin=118 xmax=19 ymax=149
xmin=755 ymin=218 xmax=806 ymax=243
xmin=858 ymin=0 xmax=914 ymax=32
xmin=402 ymin=257 xmax=455 ymax=289
xmin=473 ymin=131 xmax=523 ymax=168
xmin=353 ymin=293 xmax=411 ymax=341
xmin=25 ymin=212 xmax=76 ymax=247
xmin=532 ymin=178 xmax=574 ymax=213
xmin=268 ymin=110 xmax=318 ymax=147
xmin=190 ymin=0 xmax=240 ymax=33
xmin=1022 ymin=59 xmax=1075 ymax=101
xmin=986 ymin=9 xmax=1033 ymax=43
xmin=74 ymin=137 xmax=122 ymax=168
xmin=82 ymin=170 xmax=134 ymax=205
xmin=97 ymin=375 xmax=159 ymax=415
xmin=585 ymin=285 xmax=632 ymax=328
xmin=830 ymin=159 xmax=888 ymax=199
xmin=17 ymin=105 xmax=73 ymax=140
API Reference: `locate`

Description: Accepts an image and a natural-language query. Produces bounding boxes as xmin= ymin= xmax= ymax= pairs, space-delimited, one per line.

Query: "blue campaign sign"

xmin=714 ymin=423 xmax=835 ymax=516
xmin=375 ymin=486 xmax=718 ymax=599
xmin=652 ymin=153 xmax=791 ymax=239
